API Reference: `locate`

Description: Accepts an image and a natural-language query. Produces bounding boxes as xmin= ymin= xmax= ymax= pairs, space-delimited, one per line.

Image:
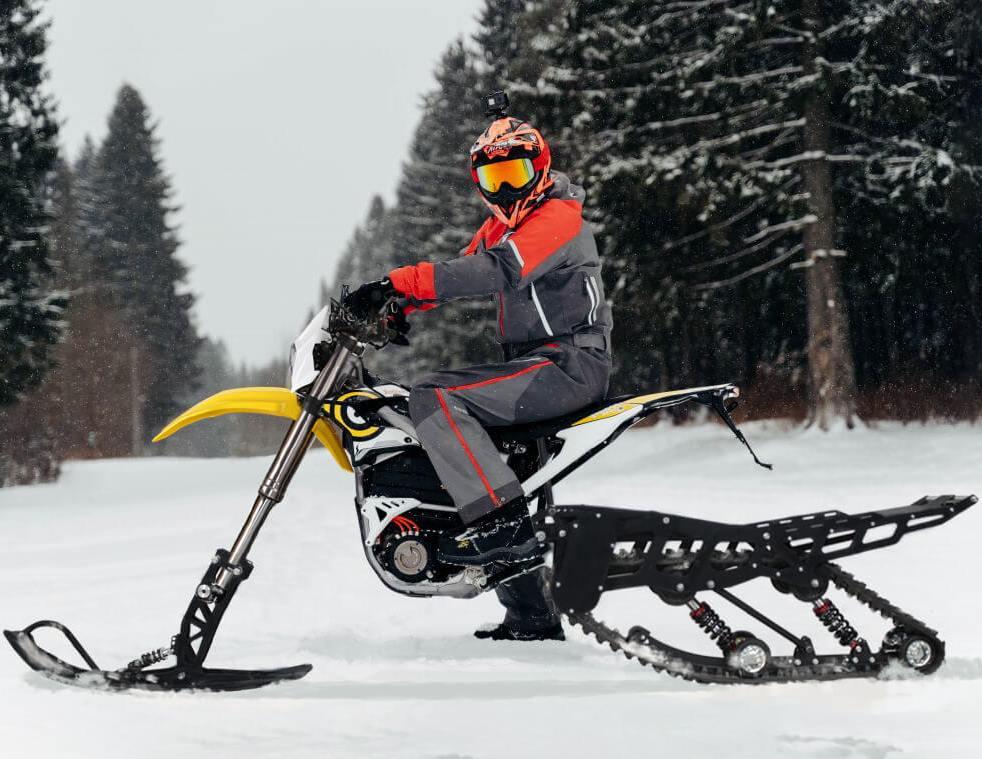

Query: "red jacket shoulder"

xmin=463 ymin=217 xmax=504 ymax=256
xmin=509 ymin=199 xmax=583 ymax=277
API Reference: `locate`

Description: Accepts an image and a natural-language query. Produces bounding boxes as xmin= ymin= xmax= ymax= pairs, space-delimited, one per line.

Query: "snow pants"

xmin=409 ymin=338 xmax=610 ymax=631
xmin=408 ymin=339 xmax=611 ymax=525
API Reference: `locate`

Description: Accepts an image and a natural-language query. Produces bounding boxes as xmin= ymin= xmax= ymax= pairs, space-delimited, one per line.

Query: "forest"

xmin=327 ymin=0 xmax=982 ymax=428
xmin=2 ymin=0 xmax=981 ymax=486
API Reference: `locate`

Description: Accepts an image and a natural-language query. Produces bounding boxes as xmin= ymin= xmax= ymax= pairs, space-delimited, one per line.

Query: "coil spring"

xmin=126 ymin=645 xmax=172 ymax=671
xmin=813 ymin=599 xmax=862 ymax=648
xmin=690 ymin=602 xmax=736 ymax=652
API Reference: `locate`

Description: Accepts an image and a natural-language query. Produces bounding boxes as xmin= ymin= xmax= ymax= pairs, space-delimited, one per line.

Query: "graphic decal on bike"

xmin=331 ymin=390 xmax=383 ymax=439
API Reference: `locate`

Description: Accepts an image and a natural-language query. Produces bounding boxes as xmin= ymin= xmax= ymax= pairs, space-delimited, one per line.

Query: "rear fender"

xmin=152 ymin=387 xmax=352 ymax=472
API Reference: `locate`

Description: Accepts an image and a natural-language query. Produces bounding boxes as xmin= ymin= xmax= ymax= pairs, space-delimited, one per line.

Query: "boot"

xmin=439 ymin=499 xmax=545 ymax=566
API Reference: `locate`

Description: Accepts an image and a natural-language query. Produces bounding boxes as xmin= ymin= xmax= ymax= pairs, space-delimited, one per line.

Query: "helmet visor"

xmin=475 ymin=158 xmax=535 ymax=194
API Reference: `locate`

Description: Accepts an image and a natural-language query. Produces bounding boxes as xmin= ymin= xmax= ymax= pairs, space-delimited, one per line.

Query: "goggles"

xmin=475 ymin=158 xmax=535 ymax=194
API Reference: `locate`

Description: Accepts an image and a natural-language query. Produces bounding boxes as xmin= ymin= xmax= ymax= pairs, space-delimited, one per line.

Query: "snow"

xmin=2 ymin=420 xmax=982 ymax=758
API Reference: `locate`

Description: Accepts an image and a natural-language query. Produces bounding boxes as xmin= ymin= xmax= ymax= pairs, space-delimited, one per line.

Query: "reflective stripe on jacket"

xmin=388 ymin=172 xmax=613 ymax=349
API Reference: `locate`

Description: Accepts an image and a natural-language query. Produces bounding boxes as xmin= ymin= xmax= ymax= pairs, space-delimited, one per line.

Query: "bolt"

xmin=535 ymin=531 xmax=547 ymax=543
xmin=404 ymin=437 xmax=413 ymax=444
xmin=662 ymin=517 xmax=670 ymax=524
xmin=598 ymin=585 xmax=604 ymax=591
xmin=556 ymin=581 xmax=562 ymax=588
xmin=812 ymin=658 xmax=819 ymax=665
xmin=869 ymin=657 xmax=876 ymax=664
xmin=794 ymin=659 xmax=801 ymax=666
xmin=676 ymin=583 xmax=685 ymax=592
xmin=231 ymin=565 xmax=243 ymax=576
xmin=596 ymin=512 xmax=602 ymax=519
xmin=211 ymin=554 xmax=221 ymax=565
xmin=763 ymin=532 xmax=771 ymax=540
xmin=776 ymin=571 xmax=782 ymax=577
xmin=573 ymin=522 xmax=579 ymax=529
xmin=810 ymin=578 xmax=820 ymax=588
xmin=707 ymin=580 xmax=716 ymax=589
xmin=559 ymin=529 xmax=567 ymax=538
xmin=797 ymin=566 xmax=804 ymax=573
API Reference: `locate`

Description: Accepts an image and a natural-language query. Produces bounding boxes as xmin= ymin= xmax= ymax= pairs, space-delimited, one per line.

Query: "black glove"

xmin=344 ymin=278 xmax=396 ymax=319
xmin=386 ymin=305 xmax=411 ymax=346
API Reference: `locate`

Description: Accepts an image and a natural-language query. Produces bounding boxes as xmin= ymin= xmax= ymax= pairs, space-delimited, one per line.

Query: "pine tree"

xmin=538 ymin=0 xmax=980 ymax=428
xmin=0 ymin=0 xmax=63 ymax=408
xmin=329 ymin=42 xmax=493 ymax=384
xmin=85 ymin=84 xmax=199 ymax=439
xmin=331 ymin=194 xmax=388 ymax=294
xmin=385 ymin=40 xmax=493 ymax=380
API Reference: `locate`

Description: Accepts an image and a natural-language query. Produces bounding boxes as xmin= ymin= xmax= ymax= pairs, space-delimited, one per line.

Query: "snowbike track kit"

xmin=5 ymin=297 xmax=976 ymax=691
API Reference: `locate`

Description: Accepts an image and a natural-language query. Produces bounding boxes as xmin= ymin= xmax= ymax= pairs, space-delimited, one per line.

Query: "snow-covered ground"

xmin=1 ymin=421 xmax=981 ymax=758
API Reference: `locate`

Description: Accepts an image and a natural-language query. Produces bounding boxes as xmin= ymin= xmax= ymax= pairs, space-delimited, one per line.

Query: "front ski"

xmin=4 ymin=621 xmax=310 ymax=692
xmin=5 ymin=548 xmax=313 ymax=692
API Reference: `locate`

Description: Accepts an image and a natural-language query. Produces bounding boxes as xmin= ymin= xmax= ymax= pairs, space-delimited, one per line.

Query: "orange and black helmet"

xmin=469 ymin=93 xmax=552 ymax=228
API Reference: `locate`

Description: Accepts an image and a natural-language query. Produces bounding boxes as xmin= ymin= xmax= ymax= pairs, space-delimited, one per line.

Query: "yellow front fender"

xmin=152 ymin=387 xmax=352 ymax=472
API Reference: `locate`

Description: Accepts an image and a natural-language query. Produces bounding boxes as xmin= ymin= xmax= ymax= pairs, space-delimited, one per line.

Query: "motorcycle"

xmin=5 ymin=294 xmax=976 ymax=690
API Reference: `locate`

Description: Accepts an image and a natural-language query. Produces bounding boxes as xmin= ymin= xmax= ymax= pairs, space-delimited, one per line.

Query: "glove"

xmin=344 ymin=278 xmax=396 ymax=319
xmin=386 ymin=305 xmax=411 ymax=346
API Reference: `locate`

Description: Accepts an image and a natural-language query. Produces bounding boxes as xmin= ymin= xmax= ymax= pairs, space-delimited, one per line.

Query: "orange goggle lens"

xmin=475 ymin=158 xmax=535 ymax=193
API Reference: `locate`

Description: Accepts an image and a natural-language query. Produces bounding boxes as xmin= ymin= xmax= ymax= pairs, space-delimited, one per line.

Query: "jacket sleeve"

xmin=388 ymin=200 xmax=584 ymax=301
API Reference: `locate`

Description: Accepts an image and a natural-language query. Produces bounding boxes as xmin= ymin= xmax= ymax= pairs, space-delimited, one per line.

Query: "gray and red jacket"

xmin=388 ymin=172 xmax=612 ymax=353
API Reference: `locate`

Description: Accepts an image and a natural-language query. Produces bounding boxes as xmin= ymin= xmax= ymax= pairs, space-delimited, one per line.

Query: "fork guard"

xmin=538 ymin=494 xmax=976 ymax=615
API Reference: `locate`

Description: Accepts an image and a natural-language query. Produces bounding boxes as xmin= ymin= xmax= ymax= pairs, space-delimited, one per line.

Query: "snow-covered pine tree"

xmin=839 ymin=0 xmax=982 ymax=405
xmin=540 ymin=0 xmax=980 ymax=427
xmin=383 ymin=40 xmax=493 ymax=381
xmin=331 ymin=194 xmax=388 ymax=295
xmin=0 ymin=1 xmax=63 ymax=409
xmin=473 ymin=0 xmax=564 ymax=112
xmin=330 ymin=41 xmax=492 ymax=384
xmin=85 ymin=84 xmax=200 ymax=440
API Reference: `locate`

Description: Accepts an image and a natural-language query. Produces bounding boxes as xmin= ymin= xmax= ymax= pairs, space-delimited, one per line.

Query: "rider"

xmin=346 ymin=92 xmax=613 ymax=641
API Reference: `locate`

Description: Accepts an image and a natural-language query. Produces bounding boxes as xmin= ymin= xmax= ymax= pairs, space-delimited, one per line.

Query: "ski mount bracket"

xmin=4 ymin=548 xmax=312 ymax=692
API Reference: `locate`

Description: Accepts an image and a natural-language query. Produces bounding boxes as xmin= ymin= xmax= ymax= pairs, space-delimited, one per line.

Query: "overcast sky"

xmin=45 ymin=0 xmax=483 ymax=365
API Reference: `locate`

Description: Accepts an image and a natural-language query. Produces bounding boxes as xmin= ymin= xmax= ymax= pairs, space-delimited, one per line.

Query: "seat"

xmin=488 ymin=394 xmax=635 ymax=444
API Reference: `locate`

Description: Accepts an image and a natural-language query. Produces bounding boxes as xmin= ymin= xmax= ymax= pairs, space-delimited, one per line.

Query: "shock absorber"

xmin=813 ymin=598 xmax=866 ymax=651
xmin=688 ymin=599 xmax=736 ymax=652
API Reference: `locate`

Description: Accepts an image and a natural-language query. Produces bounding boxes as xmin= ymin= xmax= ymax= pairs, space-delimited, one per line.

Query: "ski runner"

xmin=345 ymin=92 xmax=613 ymax=641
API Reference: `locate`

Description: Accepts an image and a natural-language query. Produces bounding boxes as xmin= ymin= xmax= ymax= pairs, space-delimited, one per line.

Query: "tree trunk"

xmin=800 ymin=0 xmax=858 ymax=430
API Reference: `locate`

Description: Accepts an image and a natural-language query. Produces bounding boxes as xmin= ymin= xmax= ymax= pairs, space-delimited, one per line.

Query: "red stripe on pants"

xmin=447 ymin=360 xmax=551 ymax=393
xmin=434 ymin=389 xmax=500 ymax=508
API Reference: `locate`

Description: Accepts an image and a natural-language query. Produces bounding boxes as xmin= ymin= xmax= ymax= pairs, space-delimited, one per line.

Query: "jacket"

xmin=388 ymin=172 xmax=612 ymax=352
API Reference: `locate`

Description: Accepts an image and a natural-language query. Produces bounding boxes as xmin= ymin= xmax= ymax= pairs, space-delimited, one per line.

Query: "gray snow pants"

xmin=409 ymin=339 xmax=610 ymax=630
xmin=409 ymin=339 xmax=611 ymax=524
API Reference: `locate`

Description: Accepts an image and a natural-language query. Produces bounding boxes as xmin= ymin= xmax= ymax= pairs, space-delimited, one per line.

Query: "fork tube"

xmin=213 ymin=336 xmax=361 ymax=592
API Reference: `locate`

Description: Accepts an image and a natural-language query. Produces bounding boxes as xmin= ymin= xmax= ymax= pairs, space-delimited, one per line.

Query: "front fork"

xmin=173 ymin=335 xmax=361 ymax=669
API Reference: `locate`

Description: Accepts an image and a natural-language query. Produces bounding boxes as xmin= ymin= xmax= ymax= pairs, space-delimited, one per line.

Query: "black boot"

xmin=474 ymin=622 xmax=565 ymax=642
xmin=439 ymin=499 xmax=545 ymax=566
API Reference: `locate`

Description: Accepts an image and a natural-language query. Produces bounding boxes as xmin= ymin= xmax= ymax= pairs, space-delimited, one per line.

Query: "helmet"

xmin=469 ymin=96 xmax=552 ymax=228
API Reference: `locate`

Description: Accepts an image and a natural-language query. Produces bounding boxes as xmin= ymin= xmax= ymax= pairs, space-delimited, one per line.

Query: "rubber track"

xmin=566 ymin=562 xmax=943 ymax=684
